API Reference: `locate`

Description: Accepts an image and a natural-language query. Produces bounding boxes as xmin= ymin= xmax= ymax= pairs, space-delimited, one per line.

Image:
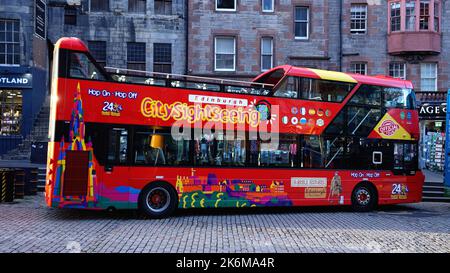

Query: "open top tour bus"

xmin=45 ymin=37 xmax=424 ymax=218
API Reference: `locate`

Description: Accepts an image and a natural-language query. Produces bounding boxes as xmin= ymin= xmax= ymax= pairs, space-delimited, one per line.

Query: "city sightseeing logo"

xmin=140 ymin=96 xmax=261 ymax=127
xmin=378 ymin=120 xmax=399 ymax=136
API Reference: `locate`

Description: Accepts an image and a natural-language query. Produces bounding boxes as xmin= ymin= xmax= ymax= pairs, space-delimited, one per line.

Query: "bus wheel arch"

xmin=138 ymin=180 xmax=178 ymax=218
xmin=351 ymin=181 xmax=378 ymax=212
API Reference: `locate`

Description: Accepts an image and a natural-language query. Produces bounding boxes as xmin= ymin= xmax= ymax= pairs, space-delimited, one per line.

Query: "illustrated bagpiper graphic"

xmin=328 ymin=171 xmax=342 ymax=203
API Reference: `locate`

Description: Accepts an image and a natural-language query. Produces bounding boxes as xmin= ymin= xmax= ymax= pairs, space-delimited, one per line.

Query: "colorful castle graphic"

xmin=176 ymin=168 xmax=291 ymax=208
xmin=51 ymin=82 xmax=98 ymax=208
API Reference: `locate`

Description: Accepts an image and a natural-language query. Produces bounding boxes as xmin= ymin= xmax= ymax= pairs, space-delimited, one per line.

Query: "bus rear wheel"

xmin=351 ymin=183 xmax=377 ymax=212
xmin=139 ymin=182 xmax=178 ymax=219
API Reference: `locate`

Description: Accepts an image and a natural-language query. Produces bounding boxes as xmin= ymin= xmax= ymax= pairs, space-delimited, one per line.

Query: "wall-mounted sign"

xmin=0 ymin=74 xmax=33 ymax=88
xmin=34 ymin=0 xmax=46 ymax=39
xmin=419 ymin=104 xmax=447 ymax=119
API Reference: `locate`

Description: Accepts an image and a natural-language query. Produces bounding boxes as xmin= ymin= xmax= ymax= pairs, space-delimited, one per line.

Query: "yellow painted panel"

xmin=373 ymin=113 xmax=412 ymax=140
xmin=309 ymin=68 xmax=358 ymax=83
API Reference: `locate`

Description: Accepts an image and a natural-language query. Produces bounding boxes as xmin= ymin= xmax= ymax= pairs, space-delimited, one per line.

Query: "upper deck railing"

xmin=104 ymin=67 xmax=274 ymax=96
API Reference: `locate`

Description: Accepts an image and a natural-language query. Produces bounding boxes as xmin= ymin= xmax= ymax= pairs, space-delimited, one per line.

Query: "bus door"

xmin=103 ymin=127 xmax=131 ymax=207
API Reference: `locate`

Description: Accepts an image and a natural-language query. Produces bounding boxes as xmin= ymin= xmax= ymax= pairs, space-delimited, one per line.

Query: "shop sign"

xmin=0 ymin=74 xmax=33 ymax=88
xmin=419 ymin=104 xmax=446 ymax=118
xmin=34 ymin=0 xmax=46 ymax=39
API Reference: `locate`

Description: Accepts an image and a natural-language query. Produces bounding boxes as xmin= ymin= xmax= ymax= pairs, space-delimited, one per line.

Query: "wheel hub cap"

xmin=146 ymin=187 xmax=170 ymax=213
xmin=356 ymin=189 xmax=370 ymax=206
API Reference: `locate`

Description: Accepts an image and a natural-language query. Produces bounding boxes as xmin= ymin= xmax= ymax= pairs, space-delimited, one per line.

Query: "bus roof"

xmin=57 ymin=37 xmax=89 ymax=52
xmin=253 ymin=65 xmax=414 ymax=89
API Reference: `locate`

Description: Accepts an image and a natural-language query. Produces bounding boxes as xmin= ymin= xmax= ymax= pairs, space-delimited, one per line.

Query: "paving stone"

xmin=0 ymin=193 xmax=449 ymax=253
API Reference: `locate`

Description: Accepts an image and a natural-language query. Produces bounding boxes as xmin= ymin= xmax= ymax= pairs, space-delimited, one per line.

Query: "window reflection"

xmin=384 ymin=88 xmax=416 ymax=109
xmin=134 ymin=130 xmax=190 ymax=166
xmin=274 ymin=76 xmax=355 ymax=102
xmin=349 ymin=85 xmax=381 ymax=106
xmin=259 ymin=135 xmax=297 ymax=167
xmin=69 ymin=52 xmax=105 ymax=80
xmin=194 ymin=132 xmax=246 ymax=166
xmin=107 ymin=128 xmax=128 ymax=164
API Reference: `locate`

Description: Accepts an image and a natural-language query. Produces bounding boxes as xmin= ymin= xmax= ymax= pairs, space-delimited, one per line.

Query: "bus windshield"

xmin=383 ymin=88 xmax=416 ymax=109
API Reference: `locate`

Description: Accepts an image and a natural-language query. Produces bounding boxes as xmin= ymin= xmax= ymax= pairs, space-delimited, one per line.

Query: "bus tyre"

xmin=139 ymin=182 xmax=178 ymax=219
xmin=351 ymin=183 xmax=377 ymax=212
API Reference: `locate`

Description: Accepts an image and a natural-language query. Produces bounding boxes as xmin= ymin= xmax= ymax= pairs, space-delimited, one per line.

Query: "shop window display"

xmin=422 ymin=125 xmax=445 ymax=172
xmin=0 ymin=90 xmax=22 ymax=135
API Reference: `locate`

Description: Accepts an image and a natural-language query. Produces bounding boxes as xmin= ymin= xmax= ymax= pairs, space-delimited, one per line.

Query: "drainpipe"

xmin=339 ymin=0 xmax=343 ymax=71
xmin=185 ymin=0 xmax=189 ymax=75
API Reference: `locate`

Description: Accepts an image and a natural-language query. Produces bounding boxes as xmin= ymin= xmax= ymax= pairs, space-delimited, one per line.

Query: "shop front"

xmin=417 ymin=92 xmax=447 ymax=177
xmin=0 ymin=66 xmax=46 ymax=156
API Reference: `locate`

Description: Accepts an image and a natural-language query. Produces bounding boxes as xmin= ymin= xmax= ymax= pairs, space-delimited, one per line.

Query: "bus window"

xmin=273 ymin=76 xmax=299 ymax=98
xmin=394 ymin=143 xmax=418 ymax=171
xmin=346 ymin=137 xmax=365 ymax=169
xmin=383 ymin=88 xmax=416 ymax=109
xmin=323 ymin=110 xmax=345 ymax=135
xmin=225 ymin=86 xmax=271 ymax=96
xmin=69 ymin=52 xmax=105 ymax=81
xmin=347 ymin=106 xmax=382 ymax=136
xmin=326 ymin=106 xmax=382 ymax=137
xmin=274 ymin=76 xmax=354 ymax=102
xmin=299 ymin=78 xmax=355 ymax=102
xmin=85 ymin=123 xmax=108 ymax=165
xmin=349 ymin=85 xmax=382 ymax=106
xmin=393 ymin=143 xmax=404 ymax=170
xmin=107 ymin=128 xmax=128 ymax=164
xmin=133 ymin=129 xmax=190 ymax=166
xmin=301 ymin=136 xmax=324 ymax=168
xmin=194 ymin=132 xmax=246 ymax=167
xmin=403 ymin=143 xmax=418 ymax=171
xmin=259 ymin=135 xmax=297 ymax=167
xmin=324 ymin=137 xmax=346 ymax=169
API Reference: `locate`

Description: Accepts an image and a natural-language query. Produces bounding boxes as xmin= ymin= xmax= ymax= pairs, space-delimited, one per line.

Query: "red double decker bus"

xmin=45 ymin=37 xmax=424 ymax=218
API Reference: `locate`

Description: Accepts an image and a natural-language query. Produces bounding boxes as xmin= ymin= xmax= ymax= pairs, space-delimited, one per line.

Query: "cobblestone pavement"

xmin=0 ymin=193 xmax=449 ymax=253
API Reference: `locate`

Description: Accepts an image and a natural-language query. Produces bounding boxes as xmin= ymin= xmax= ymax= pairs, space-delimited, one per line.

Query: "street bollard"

xmin=14 ymin=169 xmax=25 ymax=199
xmin=24 ymin=168 xmax=38 ymax=196
xmin=0 ymin=169 xmax=15 ymax=202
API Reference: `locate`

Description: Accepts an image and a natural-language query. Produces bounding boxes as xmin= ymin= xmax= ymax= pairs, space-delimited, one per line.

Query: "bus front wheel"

xmin=139 ymin=181 xmax=178 ymax=218
xmin=351 ymin=183 xmax=377 ymax=212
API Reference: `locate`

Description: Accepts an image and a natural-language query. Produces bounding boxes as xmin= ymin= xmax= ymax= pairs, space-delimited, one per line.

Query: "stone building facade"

xmin=187 ymin=0 xmax=450 ymax=93
xmin=187 ymin=0 xmax=450 ymax=175
xmin=47 ymin=0 xmax=187 ymax=74
xmin=0 ymin=0 xmax=49 ymax=155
